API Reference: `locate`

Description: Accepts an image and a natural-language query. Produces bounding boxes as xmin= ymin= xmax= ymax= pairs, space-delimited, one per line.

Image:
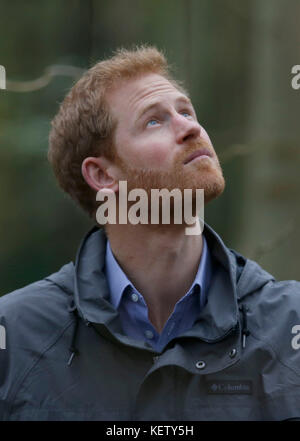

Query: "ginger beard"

xmin=111 ymin=138 xmax=225 ymax=225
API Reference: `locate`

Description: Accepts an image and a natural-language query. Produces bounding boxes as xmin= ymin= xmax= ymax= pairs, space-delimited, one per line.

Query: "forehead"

xmin=107 ymin=73 xmax=189 ymax=121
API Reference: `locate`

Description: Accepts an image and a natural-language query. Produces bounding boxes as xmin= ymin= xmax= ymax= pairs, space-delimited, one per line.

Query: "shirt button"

xmin=145 ymin=330 xmax=154 ymax=339
xmin=131 ymin=293 xmax=139 ymax=302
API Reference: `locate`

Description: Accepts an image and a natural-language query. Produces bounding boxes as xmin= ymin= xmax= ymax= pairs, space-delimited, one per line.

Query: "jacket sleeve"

xmin=0 ymin=302 xmax=13 ymax=420
xmin=0 ymin=277 xmax=72 ymax=421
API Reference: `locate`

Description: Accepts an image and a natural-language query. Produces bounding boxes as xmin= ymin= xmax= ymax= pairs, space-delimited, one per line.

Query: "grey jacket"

xmin=1 ymin=223 xmax=300 ymax=421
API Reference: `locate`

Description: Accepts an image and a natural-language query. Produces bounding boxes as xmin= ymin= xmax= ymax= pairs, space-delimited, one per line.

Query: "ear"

xmin=81 ymin=156 xmax=120 ymax=193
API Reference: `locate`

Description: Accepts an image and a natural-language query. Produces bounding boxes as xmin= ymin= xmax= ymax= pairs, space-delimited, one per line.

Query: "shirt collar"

xmin=105 ymin=240 xmax=132 ymax=309
xmin=190 ymin=233 xmax=212 ymax=308
xmin=105 ymin=234 xmax=212 ymax=310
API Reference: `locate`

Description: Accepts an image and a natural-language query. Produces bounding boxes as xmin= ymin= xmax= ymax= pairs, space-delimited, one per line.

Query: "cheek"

xmin=123 ymin=138 xmax=171 ymax=169
xmin=143 ymin=143 xmax=170 ymax=167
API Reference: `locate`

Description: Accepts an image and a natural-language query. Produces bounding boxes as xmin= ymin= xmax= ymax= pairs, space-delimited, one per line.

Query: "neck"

xmin=105 ymin=222 xmax=203 ymax=333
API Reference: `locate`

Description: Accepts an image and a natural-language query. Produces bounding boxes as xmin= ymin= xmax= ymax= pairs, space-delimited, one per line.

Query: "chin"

xmin=207 ymin=171 xmax=226 ymax=201
xmin=192 ymin=170 xmax=226 ymax=204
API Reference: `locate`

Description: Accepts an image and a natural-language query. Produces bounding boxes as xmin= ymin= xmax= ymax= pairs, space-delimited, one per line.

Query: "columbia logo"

xmin=206 ymin=380 xmax=252 ymax=395
xmin=211 ymin=383 xmax=218 ymax=392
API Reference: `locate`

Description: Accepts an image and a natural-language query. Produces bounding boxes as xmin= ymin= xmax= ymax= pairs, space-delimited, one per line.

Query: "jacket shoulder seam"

xmin=43 ymin=277 xmax=73 ymax=297
xmin=6 ymin=317 xmax=74 ymax=417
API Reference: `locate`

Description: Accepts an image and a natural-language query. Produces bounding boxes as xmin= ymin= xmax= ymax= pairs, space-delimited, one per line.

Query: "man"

xmin=1 ymin=46 xmax=300 ymax=421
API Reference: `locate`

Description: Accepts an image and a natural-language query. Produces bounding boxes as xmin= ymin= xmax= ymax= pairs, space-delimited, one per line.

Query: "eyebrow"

xmin=136 ymin=96 xmax=193 ymax=122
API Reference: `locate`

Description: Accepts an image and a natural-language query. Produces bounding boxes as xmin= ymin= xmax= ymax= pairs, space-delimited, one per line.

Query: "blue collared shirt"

xmin=105 ymin=235 xmax=212 ymax=352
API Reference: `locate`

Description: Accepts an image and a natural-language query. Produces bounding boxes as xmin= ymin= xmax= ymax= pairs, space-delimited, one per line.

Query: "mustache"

xmin=175 ymin=138 xmax=215 ymax=163
xmin=112 ymin=138 xmax=216 ymax=171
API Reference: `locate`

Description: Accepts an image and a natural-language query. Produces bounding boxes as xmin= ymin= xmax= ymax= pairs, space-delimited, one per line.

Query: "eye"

xmin=180 ymin=111 xmax=193 ymax=118
xmin=146 ymin=119 xmax=160 ymax=127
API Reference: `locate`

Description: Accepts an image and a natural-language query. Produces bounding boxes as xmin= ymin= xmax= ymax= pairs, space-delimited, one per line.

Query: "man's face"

xmin=106 ymin=73 xmax=225 ymax=203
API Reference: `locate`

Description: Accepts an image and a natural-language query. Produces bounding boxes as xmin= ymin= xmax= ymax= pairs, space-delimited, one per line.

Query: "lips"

xmin=183 ymin=148 xmax=213 ymax=165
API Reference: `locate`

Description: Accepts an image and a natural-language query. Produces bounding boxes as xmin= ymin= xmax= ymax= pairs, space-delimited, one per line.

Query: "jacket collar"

xmin=70 ymin=223 xmax=240 ymax=348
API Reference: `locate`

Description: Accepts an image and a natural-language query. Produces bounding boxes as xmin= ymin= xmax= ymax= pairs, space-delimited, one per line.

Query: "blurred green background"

xmin=0 ymin=0 xmax=300 ymax=295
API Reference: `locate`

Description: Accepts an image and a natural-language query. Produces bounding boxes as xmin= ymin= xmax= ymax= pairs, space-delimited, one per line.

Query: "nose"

xmin=173 ymin=113 xmax=201 ymax=145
